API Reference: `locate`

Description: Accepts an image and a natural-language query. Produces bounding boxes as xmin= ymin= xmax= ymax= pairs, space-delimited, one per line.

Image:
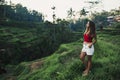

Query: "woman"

xmin=80 ymin=20 xmax=97 ymax=76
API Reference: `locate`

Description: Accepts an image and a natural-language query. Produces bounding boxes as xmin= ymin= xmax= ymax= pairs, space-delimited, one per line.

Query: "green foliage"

xmin=0 ymin=22 xmax=81 ymax=65
xmin=1 ymin=27 xmax=119 ymax=80
xmin=0 ymin=20 xmax=120 ymax=80
xmin=113 ymin=22 xmax=120 ymax=29
xmin=0 ymin=3 xmax=43 ymax=22
xmin=2 ymin=35 xmax=119 ymax=80
xmin=92 ymin=12 xmax=109 ymax=29
xmin=0 ymin=20 xmax=40 ymax=27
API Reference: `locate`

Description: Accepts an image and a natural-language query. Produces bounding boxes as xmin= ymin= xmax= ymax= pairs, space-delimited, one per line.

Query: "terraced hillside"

xmin=0 ymin=28 xmax=120 ymax=80
xmin=0 ymin=25 xmax=81 ymax=64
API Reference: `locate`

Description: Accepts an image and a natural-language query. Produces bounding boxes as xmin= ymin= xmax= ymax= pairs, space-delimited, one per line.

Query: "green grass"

xmin=0 ymin=28 xmax=120 ymax=80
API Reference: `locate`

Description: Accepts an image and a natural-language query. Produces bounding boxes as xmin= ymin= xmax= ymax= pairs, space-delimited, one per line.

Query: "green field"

xmin=0 ymin=27 xmax=120 ymax=80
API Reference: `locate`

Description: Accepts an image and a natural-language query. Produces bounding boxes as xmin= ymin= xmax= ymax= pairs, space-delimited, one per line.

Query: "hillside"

xmin=0 ymin=28 xmax=120 ymax=80
xmin=0 ymin=25 xmax=81 ymax=65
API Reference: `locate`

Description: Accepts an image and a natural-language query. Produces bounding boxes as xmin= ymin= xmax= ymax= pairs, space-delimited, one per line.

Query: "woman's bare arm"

xmin=92 ymin=35 xmax=97 ymax=44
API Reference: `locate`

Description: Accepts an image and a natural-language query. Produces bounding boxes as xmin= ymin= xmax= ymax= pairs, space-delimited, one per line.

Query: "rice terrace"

xmin=0 ymin=0 xmax=120 ymax=80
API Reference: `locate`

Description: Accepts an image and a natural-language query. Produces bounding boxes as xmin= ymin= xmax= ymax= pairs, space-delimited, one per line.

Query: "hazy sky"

xmin=6 ymin=0 xmax=120 ymax=21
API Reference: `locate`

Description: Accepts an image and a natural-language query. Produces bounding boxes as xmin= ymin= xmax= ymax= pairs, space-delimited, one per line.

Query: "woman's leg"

xmin=80 ymin=52 xmax=86 ymax=64
xmin=84 ymin=55 xmax=92 ymax=73
xmin=87 ymin=55 xmax=92 ymax=71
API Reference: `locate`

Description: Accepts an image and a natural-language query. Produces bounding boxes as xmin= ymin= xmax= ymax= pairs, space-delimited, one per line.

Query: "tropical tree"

xmin=0 ymin=0 xmax=5 ymax=5
xmin=67 ymin=8 xmax=75 ymax=20
xmin=84 ymin=0 xmax=102 ymax=18
xmin=91 ymin=10 xmax=109 ymax=29
xmin=0 ymin=0 xmax=6 ymax=19
xmin=80 ymin=8 xmax=87 ymax=17
xmin=79 ymin=8 xmax=88 ymax=31
xmin=51 ymin=6 xmax=56 ymax=23
xmin=67 ymin=8 xmax=76 ymax=30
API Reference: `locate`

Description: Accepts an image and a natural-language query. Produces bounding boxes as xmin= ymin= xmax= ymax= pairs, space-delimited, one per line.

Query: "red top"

xmin=84 ymin=34 xmax=95 ymax=42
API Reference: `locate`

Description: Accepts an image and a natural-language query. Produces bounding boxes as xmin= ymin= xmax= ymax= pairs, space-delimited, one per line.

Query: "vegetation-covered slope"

xmin=0 ymin=24 xmax=81 ymax=64
xmin=0 ymin=28 xmax=120 ymax=80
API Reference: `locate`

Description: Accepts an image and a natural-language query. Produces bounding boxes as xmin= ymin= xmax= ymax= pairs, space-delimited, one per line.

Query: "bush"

xmin=113 ymin=22 xmax=120 ymax=29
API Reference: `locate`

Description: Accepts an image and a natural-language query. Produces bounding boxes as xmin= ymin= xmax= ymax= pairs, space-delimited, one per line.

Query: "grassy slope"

xmin=0 ymin=26 xmax=37 ymax=47
xmin=0 ymin=28 xmax=120 ymax=80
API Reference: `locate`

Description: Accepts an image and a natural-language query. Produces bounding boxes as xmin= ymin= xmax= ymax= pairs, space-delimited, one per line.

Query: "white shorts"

xmin=81 ymin=43 xmax=94 ymax=55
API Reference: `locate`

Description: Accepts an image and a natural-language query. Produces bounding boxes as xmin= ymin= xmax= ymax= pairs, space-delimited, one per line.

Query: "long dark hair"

xmin=89 ymin=21 xmax=96 ymax=35
xmin=85 ymin=20 xmax=96 ymax=37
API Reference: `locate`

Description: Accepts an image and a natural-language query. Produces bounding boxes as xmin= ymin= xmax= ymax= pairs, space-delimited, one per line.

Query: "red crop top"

xmin=84 ymin=34 xmax=95 ymax=42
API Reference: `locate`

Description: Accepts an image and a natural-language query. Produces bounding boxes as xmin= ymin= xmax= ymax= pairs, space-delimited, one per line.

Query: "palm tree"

xmin=67 ymin=8 xmax=75 ymax=19
xmin=51 ymin=6 xmax=56 ymax=44
xmin=0 ymin=0 xmax=5 ymax=5
xmin=80 ymin=8 xmax=88 ymax=17
xmin=80 ymin=8 xmax=88 ymax=31
xmin=51 ymin=6 xmax=56 ymax=23
xmin=0 ymin=0 xmax=6 ymax=20
xmin=67 ymin=8 xmax=75 ymax=30
xmin=84 ymin=0 xmax=102 ymax=18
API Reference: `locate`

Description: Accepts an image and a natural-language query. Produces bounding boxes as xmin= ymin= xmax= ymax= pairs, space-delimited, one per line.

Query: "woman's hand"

xmin=88 ymin=43 xmax=93 ymax=48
